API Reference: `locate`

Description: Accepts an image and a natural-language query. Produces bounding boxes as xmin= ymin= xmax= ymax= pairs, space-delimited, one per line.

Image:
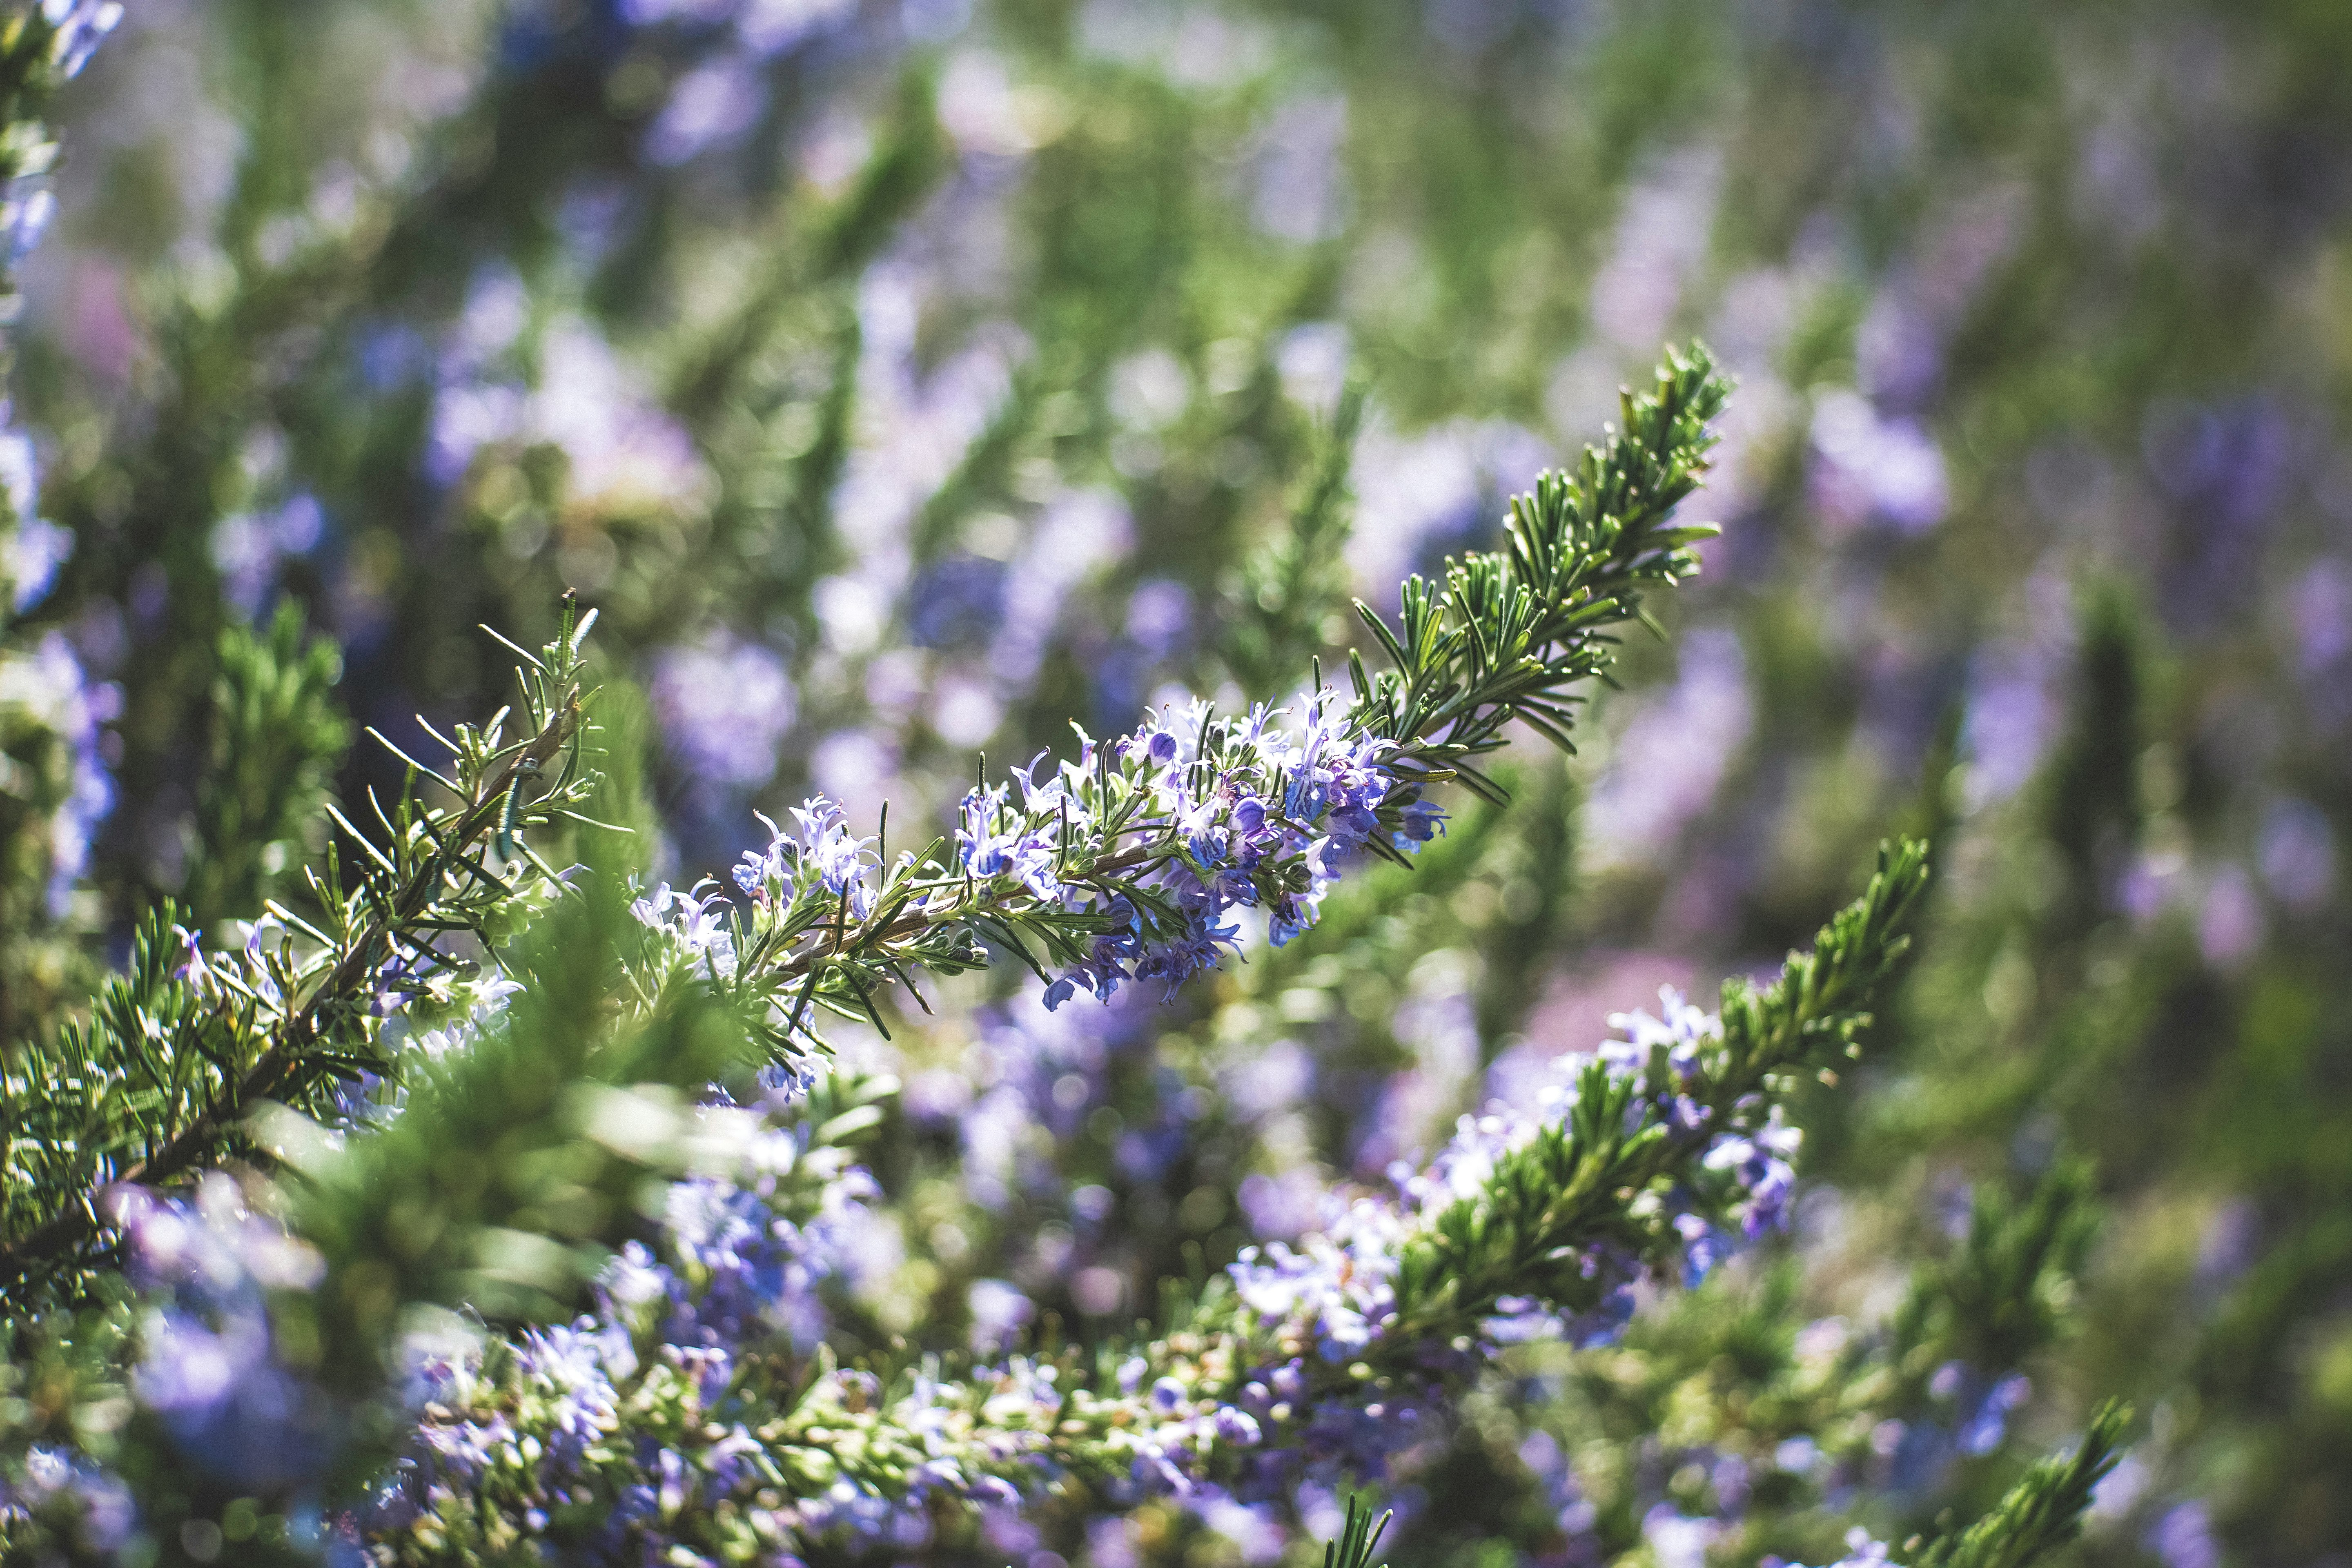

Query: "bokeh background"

xmin=10 ymin=0 xmax=2352 ymax=1562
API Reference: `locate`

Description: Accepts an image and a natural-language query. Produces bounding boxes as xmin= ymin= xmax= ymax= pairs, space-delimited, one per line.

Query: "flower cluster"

xmin=702 ymin=687 xmax=1442 ymax=1040
xmin=996 ymin=690 xmax=1434 ymax=1004
xmin=0 ymin=1174 xmax=345 ymax=1552
xmin=0 ymin=631 xmax=120 ymax=916
xmin=370 ymin=1107 xmax=1323 ymax=1559
xmin=0 ymin=1446 xmax=134 ymax=1559
xmin=1233 ymin=987 xmax=1798 ymax=1363
xmin=0 ymin=426 xmax=69 ymax=615
xmin=2 ymin=842 xmax=1941 ymax=1564
xmin=730 ymin=795 xmax=880 ymax=917
xmin=364 ymin=947 xmax=1884 ymax=1561
xmin=375 ymin=1094 xmax=889 ymax=1551
xmin=618 ymin=0 xmax=865 ymax=168
xmin=0 ymin=0 xmax=115 ymax=677
xmin=0 ymin=2 xmax=122 ymax=276
xmin=163 ymin=909 xmax=531 ymax=1136
xmin=110 ymin=1177 xmax=335 ymax=1492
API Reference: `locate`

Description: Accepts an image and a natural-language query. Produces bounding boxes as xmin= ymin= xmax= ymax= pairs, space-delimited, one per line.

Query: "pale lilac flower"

xmin=968 ymin=1278 xmax=1034 ymax=1354
xmin=1809 ymin=388 xmax=1948 ymax=535
xmin=1588 ymin=150 xmax=1722 ymax=353
xmin=649 ymin=632 xmax=796 ymax=791
xmin=1585 ymin=629 xmax=1752 ymax=869
xmin=109 ymin=1179 xmax=333 ymax=1488
xmin=5 ymin=1445 xmax=135 ymax=1552
xmin=1963 ymin=640 xmax=2065 ymax=809
xmin=2149 ymin=1501 xmax=2220 ymax=1568
xmin=2197 ymin=865 xmax=2265 ymax=971
xmin=1249 ymin=95 xmax=1349 ymax=245
xmin=0 ymin=632 xmax=121 ymax=915
xmin=1345 ymin=418 xmax=1551 ymax=614
xmin=1643 ymin=1506 xmax=1722 ymax=1568
xmin=734 ymin=0 xmax=859 ymax=55
xmin=1958 ymin=1373 xmax=2033 ymax=1457
xmin=0 ymin=430 xmax=71 ymax=613
xmin=646 ymin=54 xmax=767 ymax=165
xmin=2258 ymin=797 xmax=2336 ymax=910
xmin=632 ymin=879 xmax=739 ymax=973
xmin=209 ymin=494 xmax=325 ymax=617
xmin=45 ymin=0 xmax=125 ymax=78
xmin=1796 ymin=1529 xmax=1900 ymax=1568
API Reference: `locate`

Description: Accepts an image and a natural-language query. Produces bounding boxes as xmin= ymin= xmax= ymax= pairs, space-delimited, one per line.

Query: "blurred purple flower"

xmin=1238 ymin=1167 xmax=1327 ymax=1241
xmin=1588 ymin=151 xmax=1721 ymax=354
xmin=0 ymin=631 xmax=121 ymax=916
xmin=1352 ymin=956 xmax=1478 ymax=1177
xmin=736 ymin=0 xmax=859 ymax=53
xmin=109 ymin=1179 xmax=334 ymax=1488
xmin=968 ymin=1278 xmax=1036 ymax=1353
xmin=989 ymin=488 xmax=1134 ymax=689
xmin=46 ymin=0 xmax=125 ymax=80
xmin=2290 ymin=562 xmax=2350 ymax=674
xmin=2197 ymin=864 xmax=2264 ymax=972
xmin=1962 ymin=642 xmax=2064 ymax=809
xmin=619 ymin=0 xmax=735 ymax=22
xmin=910 ymin=554 xmax=1009 ymax=647
xmin=2149 ymin=1501 xmax=2220 ymax=1568
xmin=5 ymin=1445 xmax=136 ymax=1554
xmin=1956 ymin=1373 xmax=2031 ymax=1457
xmin=1809 ymin=389 xmax=1948 ymax=535
xmin=0 ymin=428 xmax=71 ymax=613
xmin=1249 ymin=95 xmax=1349 ymax=245
xmin=649 ymin=631 xmax=795 ymax=790
xmin=2195 ymin=1198 xmax=2261 ymax=1296
xmin=430 ymin=312 xmax=705 ymax=514
xmin=647 ymin=54 xmax=768 ymax=166
xmin=1277 ymin=322 xmax=1351 ymax=417
xmin=2258 ymin=797 xmax=2336 ymax=911
xmin=623 ymin=0 xmax=856 ymax=55
xmin=1642 ymin=1506 xmax=1722 ymax=1568
xmin=1223 ymin=1038 xmax=1314 ymax=1122
xmin=1858 ymin=187 xmax=2024 ymax=408
xmin=1585 ymin=628 xmax=1751 ymax=869
xmin=210 ymin=494 xmax=325 ymax=618
xmin=1125 ymin=579 xmax=1194 ymax=662
xmin=1346 ymin=418 xmax=1551 ymax=615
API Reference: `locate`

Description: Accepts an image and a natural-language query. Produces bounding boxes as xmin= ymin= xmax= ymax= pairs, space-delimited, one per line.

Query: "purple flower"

xmin=1213 ymin=1407 xmax=1263 ymax=1448
xmin=0 ymin=432 xmax=70 ymax=613
xmin=2149 ymin=1501 xmax=2220 ymax=1568
xmin=1958 ymin=1373 xmax=2034 ymax=1457
xmin=45 ymin=0 xmax=125 ymax=78
xmin=1809 ymin=388 xmax=1948 ymax=535
xmin=109 ymin=1180 xmax=334 ymax=1488
xmin=968 ymin=1278 xmax=1035 ymax=1354
xmin=7 ymin=1445 xmax=136 ymax=1552
xmin=958 ymin=784 xmax=1061 ymax=898
xmin=0 ymin=633 xmax=121 ymax=917
xmin=1702 ymin=1110 xmax=1802 ymax=1238
xmin=632 ymin=878 xmax=738 ymax=972
xmin=649 ymin=632 xmax=796 ymax=791
xmin=791 ymin=797 xmax=877 ymax=903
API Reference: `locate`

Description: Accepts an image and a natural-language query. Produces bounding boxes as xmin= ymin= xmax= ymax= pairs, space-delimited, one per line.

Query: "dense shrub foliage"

xmin=0 ymin=2 xmax=2345 ymax=1566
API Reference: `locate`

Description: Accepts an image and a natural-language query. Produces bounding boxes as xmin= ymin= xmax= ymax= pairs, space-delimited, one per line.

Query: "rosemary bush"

xmin=0 ymin=1 xmax=2346 ymax=1566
